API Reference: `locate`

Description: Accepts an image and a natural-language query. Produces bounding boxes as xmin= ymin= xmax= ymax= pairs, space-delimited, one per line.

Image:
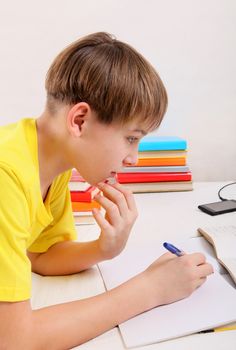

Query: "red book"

xmin=70 ymin=186 xmax=99 ymax=202
xmin=117 ymin=172 xmax=192 ymax=183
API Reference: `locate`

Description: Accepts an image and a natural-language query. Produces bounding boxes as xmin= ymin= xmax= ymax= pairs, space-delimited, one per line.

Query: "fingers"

xmin=196 ymin=276 xmax=207 ymax=289
xmin=182 ymin=252 xmax=206 ymax=266
xmin=94 ymin=192 xmax=121 ymax=225
xmin=156 ymin=252 xmax=176 ymax=263
xmin=96 ymin=181 xmax=138 ymax=219
xmin=92 ymin=207 xmax=112 ymax=231
xmin=112 ymin=182 xmax=137 ymax=212
xmin=181 ymin=252 xmax=214 ymax=276
xmin=197 ymin=262 xmax=214 ymax=278
xmin=92 ymin=182 xmax=138 ymax=259
xmin=180 ymin=255 xmax=214 ymax=292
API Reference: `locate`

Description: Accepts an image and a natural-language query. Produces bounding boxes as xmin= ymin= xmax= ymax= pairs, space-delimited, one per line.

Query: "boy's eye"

xmin=127 ymin=136 xmax=138 ymax=144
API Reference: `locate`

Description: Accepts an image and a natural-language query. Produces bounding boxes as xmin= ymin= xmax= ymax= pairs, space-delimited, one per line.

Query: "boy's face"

xmin=73 ymin=112 xmax=147 ymax=185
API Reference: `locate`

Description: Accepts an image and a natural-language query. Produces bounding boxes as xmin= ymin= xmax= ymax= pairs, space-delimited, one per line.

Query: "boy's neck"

xmin=36 ymin=110 xmax=72 ymax=196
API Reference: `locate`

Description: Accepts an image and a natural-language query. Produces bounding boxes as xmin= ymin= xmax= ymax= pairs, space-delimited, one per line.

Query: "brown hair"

xmin=45 ymin=32 xmax=168 ymax=130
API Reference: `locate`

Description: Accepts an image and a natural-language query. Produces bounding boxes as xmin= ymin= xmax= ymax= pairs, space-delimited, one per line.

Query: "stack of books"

xmin=117 ymin=136 xmax=193 ymax=193
xmin=69 ymin=169 xmax=100 ymax=225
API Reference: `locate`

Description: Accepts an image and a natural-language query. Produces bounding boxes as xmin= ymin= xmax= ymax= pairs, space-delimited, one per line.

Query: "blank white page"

xmin=99 ymin=237 xmax=236 ymax=348
xmin=198 ymin=225 xmax=236 ymax=284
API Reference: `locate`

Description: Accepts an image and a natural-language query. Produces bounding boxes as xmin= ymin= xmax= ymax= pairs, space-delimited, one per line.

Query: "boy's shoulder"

xmin=0 ymin=118 xmax=38 ymax=182
xmin=0 ymin=118 xmax=35 ymax=148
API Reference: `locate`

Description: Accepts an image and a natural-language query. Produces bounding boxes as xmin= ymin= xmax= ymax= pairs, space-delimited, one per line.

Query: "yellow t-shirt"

xmin=0 ymin=118 xmax=77 ymax=302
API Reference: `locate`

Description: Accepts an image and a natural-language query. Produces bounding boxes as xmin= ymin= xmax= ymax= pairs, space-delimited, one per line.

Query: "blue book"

xmin=138 ymin=136 xmax=187 ymax=151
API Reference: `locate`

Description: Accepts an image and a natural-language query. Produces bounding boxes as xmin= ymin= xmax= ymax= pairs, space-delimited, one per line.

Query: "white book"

xmin=98 ymin=235 xmax=236 ymax=348
xmin=138 ymin=150 xmax=187 ymax=158
xmin=122 ymin=181 xmax=193 ymax=193
xmin=68 ymin=181 xmax=91 ymax=192
xmin=74 ymin=216 xmax=95 ymax=225
xmin=121 ymin=165 xmax=190 ymax=173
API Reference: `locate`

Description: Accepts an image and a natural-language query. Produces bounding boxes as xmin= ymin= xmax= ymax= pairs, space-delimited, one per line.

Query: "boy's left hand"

xmin=92 ymin=182 xmax=138 ymax=260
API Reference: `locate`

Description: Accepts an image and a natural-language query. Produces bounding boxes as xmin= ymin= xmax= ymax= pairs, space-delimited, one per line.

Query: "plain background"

xmin=0 ymin=0 xmax=235 ymax=181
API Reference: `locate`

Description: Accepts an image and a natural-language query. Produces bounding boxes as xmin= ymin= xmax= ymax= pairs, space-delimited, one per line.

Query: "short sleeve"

xmin=0 ymin=166 xmax=32 ymax=301
xmin=28 ymin=171 xmax=77 ymax=253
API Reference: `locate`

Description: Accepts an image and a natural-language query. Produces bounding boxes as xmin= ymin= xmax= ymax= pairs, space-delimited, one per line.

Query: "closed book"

xmin=69 ymin=169 xmax=91 ymax=191
xmin=73 ymin=211 xmax=92 ymax=216
xmin=138 ymin=150 xmax=187 ymax=158
xmin=136 ymin=157 xmax=186 ymax=166
xmin=121 ymin=166 xmax=190 ymax=173
xmin=70 ymin=186 xmax=99 ymax=202
xmin=117 ymin=172 xmax=192 ymax=183
xmin=74 ymin=216 xmax=96 ymax=225
xmin=122 ymin=181 xmax=193 ymax=193
xmin=138 ymin=136 xmax=187 ymax=152
xmin=73 ymin=212 xmax=96 ymax=225
xmin=71 ymin=200 xmax=101 ymax=212
xmin=69 ymin=181 xmax=91 ymax=191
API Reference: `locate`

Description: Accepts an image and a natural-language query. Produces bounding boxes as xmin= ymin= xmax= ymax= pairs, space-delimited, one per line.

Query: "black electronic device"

xmin=198 ymin=200 xmax=236 ymax=216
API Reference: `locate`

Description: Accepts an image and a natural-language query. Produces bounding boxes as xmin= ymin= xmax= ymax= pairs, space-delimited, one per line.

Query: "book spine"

xmin=135 ymin=158 xmax=186 ymax=166
xmin=138 ymin=137 xmax=187 ymax=151
xmin=70 ymin=192 xmax=92 ymax=202
xmin=71 ymin=200 xmax=101 ymax=212
xmin=70 ymin=187 xmax=99 ymax=202
xmin=121 ymin=166 xmax=190 ymax=173
xmin=117 ymin=172 xmax=192 ymax=183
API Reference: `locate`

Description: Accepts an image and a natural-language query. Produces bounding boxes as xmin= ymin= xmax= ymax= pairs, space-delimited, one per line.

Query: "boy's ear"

xmin=66 ymin=102 xmax=91 ymax=137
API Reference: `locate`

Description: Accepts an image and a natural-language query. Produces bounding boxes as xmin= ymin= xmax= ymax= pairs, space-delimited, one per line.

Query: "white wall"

xmin=0 ymin=0 xmax=235 ymax=181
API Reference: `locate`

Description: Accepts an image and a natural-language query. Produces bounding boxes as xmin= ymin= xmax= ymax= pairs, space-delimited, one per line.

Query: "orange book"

xmin=71 ymin=200 xmax=101 ymax=212
xmin=136 ymin=157 xmax=186 ymax=166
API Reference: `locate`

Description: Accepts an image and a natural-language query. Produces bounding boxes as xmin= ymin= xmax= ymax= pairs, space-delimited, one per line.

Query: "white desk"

xmin=31 ymin=182 xmax=236 ymax=349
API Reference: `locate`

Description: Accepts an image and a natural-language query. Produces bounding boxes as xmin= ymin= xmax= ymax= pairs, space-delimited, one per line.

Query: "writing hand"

xmin=142 ymin=252 xmax=214 ymax=308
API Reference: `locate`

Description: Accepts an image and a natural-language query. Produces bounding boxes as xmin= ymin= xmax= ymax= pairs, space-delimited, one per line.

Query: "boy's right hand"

xmin=141 ymin=252 xmax=214 ymax=309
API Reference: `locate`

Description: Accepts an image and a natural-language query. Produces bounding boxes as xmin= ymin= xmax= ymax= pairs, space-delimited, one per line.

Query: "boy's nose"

xmin=123 ymin=154 xmax=139 ymax=167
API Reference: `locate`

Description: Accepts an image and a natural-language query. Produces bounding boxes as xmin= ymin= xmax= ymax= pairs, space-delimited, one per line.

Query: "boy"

xmin=0 ymin=32 xmax=213 ymax=348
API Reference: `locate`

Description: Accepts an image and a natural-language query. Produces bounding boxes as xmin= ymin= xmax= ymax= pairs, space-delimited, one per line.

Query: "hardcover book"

xmin=122 ymin=181 xmax=193 ymax=193
xmin=121 ymin=166 xmax=190 ymax=173
xmin=138 ymin=136 xmax=187 ymax=152
xmin=135 ymin=157 xmax=186 ymax=166
xmin=117 ymin=172 xmax=192 ymax=183
xmin=70 ymin=186 xmax=99 ymax=202
xmin=71 ymin=200 xmax=101 ymax=212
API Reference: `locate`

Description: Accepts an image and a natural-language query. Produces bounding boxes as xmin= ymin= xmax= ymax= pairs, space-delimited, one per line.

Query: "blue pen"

xmin=163 ymin=242 xmax=185 ymax=257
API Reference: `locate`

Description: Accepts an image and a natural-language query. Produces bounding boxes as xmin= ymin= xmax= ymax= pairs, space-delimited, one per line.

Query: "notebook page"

xmin=198 ymin=225 xmax=236 ymax=284
xmin=119 ymin=274 xmax=236 ymax=347
xmin=99 ymin=236 xmax=236 ymax=347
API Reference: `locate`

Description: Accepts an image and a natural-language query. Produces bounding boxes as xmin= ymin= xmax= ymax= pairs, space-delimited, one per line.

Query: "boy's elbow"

xmin=1 ymin=326 xmax=38 ymax=350
xmin=0 ymin=300 xmax=41 ymax=350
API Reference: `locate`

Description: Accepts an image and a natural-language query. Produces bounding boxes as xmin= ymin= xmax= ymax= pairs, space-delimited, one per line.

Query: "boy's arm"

xmin=27 ymin=240 xmax=107 ymax=275
xmin=0 ymin=252 xmax=213 ymax=349
xmin=0 ymin=272 xmax=148 ymax=349
xmin=28 ymin=182 xmax=138 ymax=275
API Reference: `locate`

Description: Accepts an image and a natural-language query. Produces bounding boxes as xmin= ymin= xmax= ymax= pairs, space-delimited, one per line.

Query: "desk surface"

xmin=31 ymin=182 xmax=236 ymax=349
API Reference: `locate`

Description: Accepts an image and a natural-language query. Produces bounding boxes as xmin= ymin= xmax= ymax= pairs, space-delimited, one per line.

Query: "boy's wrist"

xmin=109 ymin=271 xmax=162 ymax=320
xmin=137 ymin=270 xmax=163 ymax=310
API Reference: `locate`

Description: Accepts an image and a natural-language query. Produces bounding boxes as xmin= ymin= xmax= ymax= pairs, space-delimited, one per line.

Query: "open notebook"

xmin=98 ymin=231 xmax=236 ymax=348
xmin=198 ymin=225 xmax=236 ymax=284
